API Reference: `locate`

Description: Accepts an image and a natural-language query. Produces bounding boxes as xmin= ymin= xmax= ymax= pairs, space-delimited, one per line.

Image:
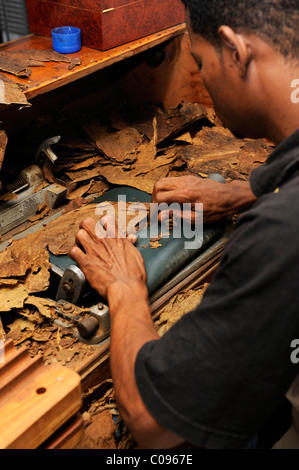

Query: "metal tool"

xmin=0 ymin=137 xmax=66 ymax=236
xmin=35 ymin=136 xmax=61 ymax=164
xmin=55 ymin=266 xmax=110 ymax=345
xmin=55 ymin=265 xmax=86 ymax=305
xmin=55 ymin=299 xmax=110 ymax=345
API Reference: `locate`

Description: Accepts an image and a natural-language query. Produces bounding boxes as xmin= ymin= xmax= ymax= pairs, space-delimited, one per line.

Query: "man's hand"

xmin=69 ymin=215 xmax=184 ymax=449
xmin=69 ymin=216 xmax=147 ymax=300
xmin=152 ymin=175 xmax=257 ymax=223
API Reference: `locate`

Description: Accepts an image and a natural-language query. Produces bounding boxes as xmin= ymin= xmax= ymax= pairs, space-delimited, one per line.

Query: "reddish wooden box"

xmin=26 ymin=0 xmax=185 ymax=51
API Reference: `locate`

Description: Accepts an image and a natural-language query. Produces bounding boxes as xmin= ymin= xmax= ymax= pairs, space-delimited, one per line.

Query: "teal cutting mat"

xmin=50 ymin=187 xmax=226 ymax=295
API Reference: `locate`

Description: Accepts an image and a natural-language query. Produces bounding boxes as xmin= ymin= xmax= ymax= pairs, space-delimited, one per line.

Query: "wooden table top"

xmin=0 ymin=24 xmax=185 ymax=102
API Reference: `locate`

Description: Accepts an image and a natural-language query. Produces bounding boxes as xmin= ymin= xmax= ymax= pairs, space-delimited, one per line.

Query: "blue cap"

xmin=51 ymin=26 xmax=81 ymax=54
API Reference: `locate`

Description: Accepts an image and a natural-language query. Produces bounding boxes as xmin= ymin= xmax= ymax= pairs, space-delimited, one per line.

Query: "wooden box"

xmin=26 ymin=0 xmax=185 ymax=51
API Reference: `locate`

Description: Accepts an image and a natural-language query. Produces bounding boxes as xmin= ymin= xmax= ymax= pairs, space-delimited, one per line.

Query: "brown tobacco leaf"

xmin=32 ymin=330 xmax=53 ymax=342
xmin=0 ymin=283 xmax=28 ymax=312
xmin=76 ymin=410 xmax=117 ymax=449
xmin=28 ymin=202 xmax=52 ymax=223
xmin=9 ymin=49 xmax=81 ymax=68
xmin=87 ymin=179 xmax=111 ymax=197
xmin=0 ymin=52 xmax=37 ymax=76
xmin=0 ymin=246 xmax=51 ymax=294
xmin=0 ymin=49 xmax=81 ymax=77
xmin=66 ymin=182 xmax=93 ymax=200
xmin=114 ymin=101 xmax=213 ymax=146
xmin=149 ymin=241 xmax=162 ymax=249
xmin=156 ymin=284 xmax=209 ymax=336
xmin=23 ymin=250 xmax=52 ymax=293
xmin=0 ymin=201 xmax=146 ymax=268
xmin=0 ymin=279 xmax=19 ymax=286
xmin=68 ymin=156 xmax=102 ymax=172
xmin=42 ymin=202 xmax=150 ymax=256
xmin=180 ymin=126 xmax=273 ymax=180
xmin=62 ymin=197 xmax=89 ymax=214
xmin=82 ymin=119 xmax=142 ymax=163
xmin=99 ymin=138 xmax=176 ymax=194
xmin=0 ymin=192 xmax=18 ymax=201
xmin=25 ymin=296 xmax=57 ymax=319
xmin=6 ymin=325 xmax=34 ymax=345
xmin=0 ymin=253 xmax=31 ymax=278
xmin=0 ymin=73 xmax=29 ymax=106
xmin=66 ymin=166 xmax=103 ymax=184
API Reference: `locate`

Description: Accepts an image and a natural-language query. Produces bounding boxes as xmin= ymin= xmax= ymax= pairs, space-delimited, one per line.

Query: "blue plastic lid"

xmin=51 ymin=26 xmax=81 ymax=54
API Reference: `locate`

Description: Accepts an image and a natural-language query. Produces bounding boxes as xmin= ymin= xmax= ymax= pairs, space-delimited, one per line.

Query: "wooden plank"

xmin=0 ymin=24 xmax=185 ymax=102
xmin=40 ymin=413 xmax=84 ymax=449
xmin=0 ymin=339 xmax=82 ymax=449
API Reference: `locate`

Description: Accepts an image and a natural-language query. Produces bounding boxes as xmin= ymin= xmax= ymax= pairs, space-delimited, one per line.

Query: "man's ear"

xmin=218 ymin=25 xmax=252 ymax=77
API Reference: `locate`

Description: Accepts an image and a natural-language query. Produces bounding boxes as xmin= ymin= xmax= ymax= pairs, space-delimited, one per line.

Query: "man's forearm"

xmin=203 ymin=180 xmax=257 ymax=221
xmin=225 ymin=180 xmax=258 ymax=215
xmin=107 ymin=282 xmax=184 ymax=448
xmin=152 ymin=176 xmax=257 ymax=223
xmin=108 ymin=283 xmax=159 ymax=430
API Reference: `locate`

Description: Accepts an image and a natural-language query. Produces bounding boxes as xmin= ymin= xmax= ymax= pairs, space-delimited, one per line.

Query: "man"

xmin=69 ymin=0 xmax=299 ymax=449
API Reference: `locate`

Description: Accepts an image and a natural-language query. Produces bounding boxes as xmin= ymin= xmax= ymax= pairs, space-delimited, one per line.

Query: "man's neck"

xmin=258 ymin=58 xmax=299 ymax=146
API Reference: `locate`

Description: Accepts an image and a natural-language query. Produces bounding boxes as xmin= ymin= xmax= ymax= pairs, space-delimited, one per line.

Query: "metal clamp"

xmin=55 ymin=299 xmax=110 ymax=345
xmin=55 ymin=265 xmax=86 ymax=305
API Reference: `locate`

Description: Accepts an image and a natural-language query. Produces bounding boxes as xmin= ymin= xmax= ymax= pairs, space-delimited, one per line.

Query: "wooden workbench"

xmin=0 ymin=24 xmax=185 ymax=102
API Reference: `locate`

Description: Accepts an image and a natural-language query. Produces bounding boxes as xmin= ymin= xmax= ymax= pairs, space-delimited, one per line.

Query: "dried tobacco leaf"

xmin=180 ymin=126 xmax=273 ymax=180
xmin=0 ymin=52 xmax=35 ymax=76
xmin=25 ymin=296 xmax=57 ymax=319
xmin=9 ymin=49 xmax=81 ymax=69
xmin=156 ymin=284 xmax=209 ymax=336
xmin=0 ymin=253 xmax=31 ymax=278
xmin=66 ymin=166 xmax=103 ymax=184
xmin=66 ymin=181 xmax=93 ymax=200
xmin=0 ymin=73 xmax=29 ymax=106
xmin=76 ymin=409 xmax=117 ymax=449
xmin=99 ymin=141 xmax=176 ymax=194
xmin=0 ymin=283 xmax=28 ymax=312
xmin=23 ymin=250 xmax=51 ymax=293
xmin=113 ymin=101 xmax=212 ymax=145
xmin=0 ymin=49 xmax=81 ymax=77
xmin=82 ymin=119 xmax=142 ymax=163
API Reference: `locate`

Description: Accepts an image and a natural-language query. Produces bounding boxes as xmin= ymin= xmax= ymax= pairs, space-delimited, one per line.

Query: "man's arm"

xmin=152 ymin=176 xmax=257 ymax=223
xmin=69 ymin=217 xmax=184 ymax=449
xmin=108 ymin=281 xmax=185 ymax=448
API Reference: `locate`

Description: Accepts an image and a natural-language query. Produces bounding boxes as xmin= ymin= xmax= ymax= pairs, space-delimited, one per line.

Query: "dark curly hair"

xmin=182 ymin=0 xmax=299 ymax=58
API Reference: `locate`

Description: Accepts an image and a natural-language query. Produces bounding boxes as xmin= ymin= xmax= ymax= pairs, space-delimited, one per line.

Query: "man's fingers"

xmin=97 ymin=214 xmax=126 ymax=239
xmin=75 ymin=228 xmax=95 ymax=254
xmin=153 ymin=177 xmax=180 ymax=194
xmin=127 ymin=233 xmax=138 ymax=245
xmin=69 ymin=245 xmax=85 ymax=264
xmin=80 ymin=217 xmax=96 ymax=232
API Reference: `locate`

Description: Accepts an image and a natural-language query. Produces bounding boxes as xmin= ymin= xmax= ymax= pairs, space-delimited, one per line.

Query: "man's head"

xmin=182 ymin=0 xmax=299 ymax=60
xmin=182 ymin=1 xmax=299 ymax=143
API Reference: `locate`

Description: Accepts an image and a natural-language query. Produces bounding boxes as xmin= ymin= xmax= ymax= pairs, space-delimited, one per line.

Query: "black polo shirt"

xmin=135 ymin=129 xmax=299 ymax=449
